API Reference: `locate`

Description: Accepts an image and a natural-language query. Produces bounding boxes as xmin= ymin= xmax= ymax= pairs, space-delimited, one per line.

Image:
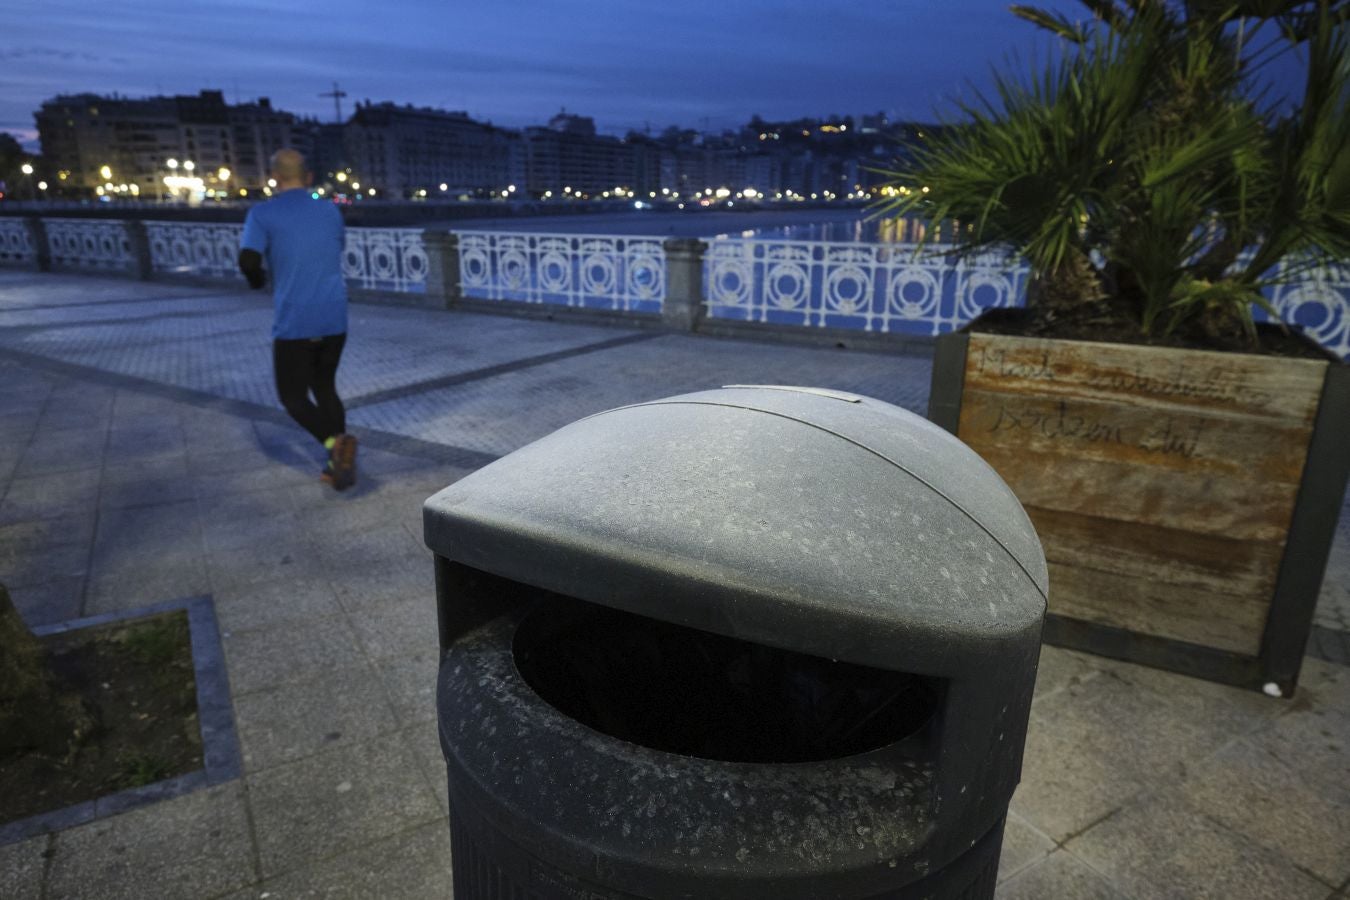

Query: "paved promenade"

xmin=0 ymin=270 xmax=1347 ymax=899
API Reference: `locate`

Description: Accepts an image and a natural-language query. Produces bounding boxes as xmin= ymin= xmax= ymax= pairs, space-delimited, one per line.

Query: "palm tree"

xmin=878 ymin=0 xmax=1350 ymax=345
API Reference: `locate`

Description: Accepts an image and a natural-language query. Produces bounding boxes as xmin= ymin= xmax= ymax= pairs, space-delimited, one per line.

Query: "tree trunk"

xmin=0 ymin=584 xmax=94 ymax=757
xmin=1025 ymin=248 xmax=1107 ymax=315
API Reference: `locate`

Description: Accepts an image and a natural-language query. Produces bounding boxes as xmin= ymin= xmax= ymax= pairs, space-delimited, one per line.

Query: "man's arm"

xmin=238 ymin=208 xmax=268 ymax=290
xmin=237 ymin=249 xmax=266 ymax=290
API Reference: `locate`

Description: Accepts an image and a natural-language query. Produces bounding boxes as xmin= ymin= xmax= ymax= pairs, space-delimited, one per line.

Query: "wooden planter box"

xmin=929 ymin=326 xmax=1350 ymax=693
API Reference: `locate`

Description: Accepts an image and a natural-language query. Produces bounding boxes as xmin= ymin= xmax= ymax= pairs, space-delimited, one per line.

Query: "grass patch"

xmin=0 ymin=610 xmax=203 ymax=825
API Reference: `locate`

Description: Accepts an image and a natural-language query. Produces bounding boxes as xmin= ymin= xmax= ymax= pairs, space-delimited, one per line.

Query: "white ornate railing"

xmin=456 ymin=230 xmax=666 ymax=313
xmin=146 ymin=221 xmax=243 ymax=279
xmin=43 ymin=218 xmax=132 ymax=272
xmin=0 ymin=219 xmax=36 ymax=266
xmin=6 ymin=215 xmax=1348 ymax=358
xmin=704 ymin=239 xmax=1031 ymax=335
xmin=1266 ymin=262 xmax=1350 ymax=360
xmin=342 ymin=228 xmax=428 ymax=293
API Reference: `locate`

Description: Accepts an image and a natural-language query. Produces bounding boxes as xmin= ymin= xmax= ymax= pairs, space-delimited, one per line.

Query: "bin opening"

xmin=513 ymin=598 xmax=943 ymax=764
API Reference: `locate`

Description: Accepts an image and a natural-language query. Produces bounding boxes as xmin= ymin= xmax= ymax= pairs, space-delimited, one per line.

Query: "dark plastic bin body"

xmin=424 ymin=386 xmax=1048 ymax=900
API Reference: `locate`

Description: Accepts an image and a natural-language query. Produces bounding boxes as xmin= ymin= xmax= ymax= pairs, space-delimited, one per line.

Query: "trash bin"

xmin=424 ymin=385 xmax=1047 ymax=900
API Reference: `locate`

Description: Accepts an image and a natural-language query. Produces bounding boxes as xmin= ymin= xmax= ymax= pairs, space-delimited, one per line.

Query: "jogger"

xmin=238 ymin=148 xmax=358 ymax=489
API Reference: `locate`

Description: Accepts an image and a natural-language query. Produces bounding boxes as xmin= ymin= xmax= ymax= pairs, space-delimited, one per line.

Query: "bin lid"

xmin=424 ymin=386 xmax=1047 ymax=673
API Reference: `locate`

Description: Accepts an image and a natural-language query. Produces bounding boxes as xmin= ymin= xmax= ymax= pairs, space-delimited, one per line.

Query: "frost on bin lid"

xmin=423 ymin=386 xmax=1047 ymax=672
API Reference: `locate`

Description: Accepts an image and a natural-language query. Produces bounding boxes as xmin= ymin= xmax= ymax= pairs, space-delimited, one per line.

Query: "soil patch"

xmin=0 ymin=611 xmax=202 ymax=825
xmin=970 ymin=306 xmax=1333 ymax=361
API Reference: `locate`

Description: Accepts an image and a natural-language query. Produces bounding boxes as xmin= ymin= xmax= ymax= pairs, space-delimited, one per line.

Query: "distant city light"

xmin=166 ymin=158 xmax=179 ymax=169
xmin=508 ymin=184 xmax=516 ymax=192
xmin=183 ymin=161 xmax=195 ymax=171
xmin=267 ymin=178 xmax=277 ymax=188
xmin=217 ymin=167 xmax=230 ymax=181
xmin=336 ymin=172 xmax=347 ymax=182
xmin=351 ymin=182 xmax=360 ymax=190
xmin=37 ymin=181 xmax=47 ymax=190
xmin=439 ymin=183 xmax=448 ymax=191
xmin=20 ymin=163 xmax=33 ymax=175
xmin=99 ymin=165 xmax=112 ymax=179
xmin=368 ymin=188 xmax=376 ymax=196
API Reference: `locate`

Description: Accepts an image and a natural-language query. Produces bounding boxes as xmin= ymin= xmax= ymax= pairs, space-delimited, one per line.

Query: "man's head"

xmin=270 ymin=149 xmax=310 ymax=191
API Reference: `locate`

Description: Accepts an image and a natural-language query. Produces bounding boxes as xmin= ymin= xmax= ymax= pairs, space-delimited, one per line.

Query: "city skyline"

xmin=5 ymin=0 xmax=1102 ymax=149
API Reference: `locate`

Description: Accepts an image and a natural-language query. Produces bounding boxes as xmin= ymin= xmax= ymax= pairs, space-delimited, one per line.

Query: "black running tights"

xmin=272 ymin=333 xmax=347 ymax=445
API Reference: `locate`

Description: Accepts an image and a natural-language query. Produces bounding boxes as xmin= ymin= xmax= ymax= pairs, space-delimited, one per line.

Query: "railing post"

xmin=662 ymin=237 xmax=707 ymax=332
xmin=23 ymin=216 xmax=50 ymax=272
xmin=123 ymin=220 xmax=153 ymax=280
xmin=423 ymin=229 xmax=461 ymax=309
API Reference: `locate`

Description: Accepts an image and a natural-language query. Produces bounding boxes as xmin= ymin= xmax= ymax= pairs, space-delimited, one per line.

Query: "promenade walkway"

xmin=1 ymin=270 xmax=1347 ymax=899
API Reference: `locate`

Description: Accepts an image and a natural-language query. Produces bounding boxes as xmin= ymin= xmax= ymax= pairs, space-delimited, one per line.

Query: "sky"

xmin=2 ymin=0 xmax=1308 ymax=150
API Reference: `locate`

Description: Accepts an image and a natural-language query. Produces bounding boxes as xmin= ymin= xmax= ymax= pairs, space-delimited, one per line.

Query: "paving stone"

xmin=995 ymin=850 xmax=1125 ymax=900
xmin=44 ymin=782 xmax=255 ymax=900
xmin=346 ymin=594 xmax=439 ymax=661
xmin=85 ymin=563 xmax=212 ymax=615
xmin=1089 ymin=654 xmax=1287 ymax=738
xmin=7 ymin=576 xmax=85 ymax=627
xmin=201 ymin=510 xmax=308 ymax=555
xmin=221 ymin=613 xmax=365 ymax=696
xmin=1177 ymin=737 xmax=1350 ymax=886
xmin=1015 ymin=671 xmax=1211 ymax=841
xmin=0 ymin=542 xmax=91 ymax=591
xmin=0 ymin=468 xmax=102 ymax=525
xmin=246 ymin=737 xmax=442 ymax=878
xmin=331 ymin=562 xmax=436 ymax=612
xmin=1067 ymin=787 xmax=1331 ymax=900
xmin=374 ymin=647 xmax=440 ymax=726
xmin=255 ymin=820 xmax=453 ymax=898
xmin=14 ymin=426 xmax=108 ymax=478
xmin=403 ymin=717 xmax=450 ymax=816
xmin=211 ymin=576 xmax=344 ymax=635
xmin=1031 ymin=644 xmax=1101 ymax=699
xmin=198 ymin=484 xmax=299 ymax=524
xmin=1296 ymin=657 xmax=1350 ymax=718
xmin=0 ymin=833 xmax=47 ymax=900
xmin=997 ymin=811 xmax=1056 ymax=884
xmin=1249 ymin=705 xmax=1350 ymax=795
xmin=90 ymin=500 xmax=204 ymax=579
xmin=233 ymin=661 xmax=400 ymax=772
xmin=98 ymin=456 xmax=194 ymax=509
xmin=206 ymin=536 xmax=330 ymax=593
xmin=191 ymin=457 xmax=315 ymax=499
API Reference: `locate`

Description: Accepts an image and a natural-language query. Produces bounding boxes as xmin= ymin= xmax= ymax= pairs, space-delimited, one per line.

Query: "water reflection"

xmin=729 ymin=215 xmax=960 ymax=244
